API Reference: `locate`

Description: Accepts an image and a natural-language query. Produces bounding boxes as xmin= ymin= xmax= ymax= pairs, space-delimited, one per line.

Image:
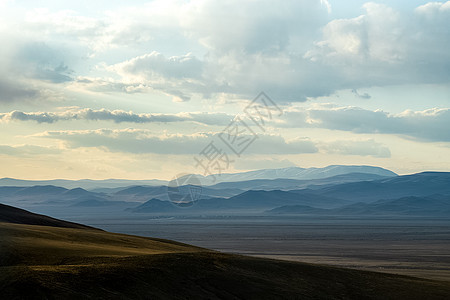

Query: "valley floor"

xmin=2 ymin=221 xmax=450 ymax=299
xmin=77 ymin=215 xmax=450 ymax=282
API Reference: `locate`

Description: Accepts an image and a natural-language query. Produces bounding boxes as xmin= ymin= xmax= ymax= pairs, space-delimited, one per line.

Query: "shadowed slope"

xmin=0 ymin=206 xmax=450 ymax=299
xmin=0 ymin=222 xmax=206 ymax=267
xmin=0 ymin=203 xmax=97 ymax=230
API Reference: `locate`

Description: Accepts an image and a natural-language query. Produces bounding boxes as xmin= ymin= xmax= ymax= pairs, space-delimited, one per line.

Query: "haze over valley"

xmin=1 ymin=0 xmax=450 ymax=298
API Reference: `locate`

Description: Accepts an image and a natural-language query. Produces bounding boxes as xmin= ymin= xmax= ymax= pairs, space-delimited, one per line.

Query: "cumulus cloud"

xmin=0 ymin=108 xmax=233 ymax=126
xmin=96 ymin=1 xmax=450 ymax=102
xmin=23 ymin=3 xmax=182 ymax=53
xmin=304 ymin=2 xmax=450 ymax=91
xmin=415 ymin=1 xmax=450 ymax=19
xmin=107 ymin=51 xmax=204 ymax=101
xmin=33 ymin=128 xmax=318 ymax=155
xmin=15 ymin=0 xmax=331 ymax=101
xmin=181 ymin=0 xmax=329 ymax=54
xmin=308 ymin=3 xmax=404 ymax=63
xmin=1 ymin=1 xmax=450 ymax=103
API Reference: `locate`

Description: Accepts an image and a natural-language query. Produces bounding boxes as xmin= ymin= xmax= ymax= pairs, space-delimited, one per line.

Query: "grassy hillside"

xmin=1 ymin=205 xmax=450 ymax=299
xmin=0 ymin=203 xmax=97 ymax=230
xmin=0 ymin=222 xmax=205 ymax=266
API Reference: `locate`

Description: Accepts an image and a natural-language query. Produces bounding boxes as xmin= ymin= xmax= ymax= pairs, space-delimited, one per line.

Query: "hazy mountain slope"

xmin=0 ymin=165 xmax=397 ymax=190
xmin=132 ymin=190 xmax=351 ymax=213
xmin=130 ymin=198 xmax=179 ymax=213
xmin=12 ymin=185 xmax=67 ymax=197
xmin=336 ymin=194 xmax=450 ymax=216
xmin=0 ymin=186 xmax=139 ymax=210
xmin=266 ymin=194 xmax=450 ymax=216
xmin=197 ymin=165 xmax=397 ymax=184
xmin=0 ymin=178 xmax=168 ymax=189
xmin=267 ymin=204 xmax=327 ymax=215
xmin=314 ymin=172 xmax=450 ymax=202
xmin=0 ymin=203 xmax=97 ymax=229
xmin=209 ymin=172 xmax=390 ymax=190
xmin=114 ymin=185 xmax=243 ymax=202
xmin=133 ymin=172 xmax=450 ymax=215
xmin=223 ymin=190 xmax=348 ymax=209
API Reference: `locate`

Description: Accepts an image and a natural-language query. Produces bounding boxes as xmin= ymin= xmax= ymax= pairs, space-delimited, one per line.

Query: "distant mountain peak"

xmin=195 ymin=165 xmax=397 ymax=185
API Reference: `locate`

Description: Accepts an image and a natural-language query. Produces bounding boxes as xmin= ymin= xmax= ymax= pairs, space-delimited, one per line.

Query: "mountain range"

xmin=131 ymin=172 xmax=450 ymax=216
xmin=267 ymin=194 xmax=450 ymax=216
xmin=1 ymin=167 xmax=449 ymax=218
xmin=0 ymin=165 xmax=396 ymax=189
xmin=188 ymin=165 xmax=397 ymax=185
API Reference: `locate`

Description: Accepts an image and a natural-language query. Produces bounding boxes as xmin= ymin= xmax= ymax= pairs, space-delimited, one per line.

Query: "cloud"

xmin=98 ymin=1 xmax=450 ymax=102
xmin=0 ymin=144 xmax=62 ymax=156
xmin=0 ymin=31 xmax=74 ymax=102
xmin=233 ymin=158 xmax=297 ymax=170
xmin=107 ymin=51 xmax=204 ymax=101
xmin=283 ymin=106 xmax=450 ymax=142
xmin=182 ymin=0 xmax=329 ymax=54
xmin=27 ymin=0 xmax=330 ymax=102
xmin=113 ymin=51 xmax=203 ymax=80
xmin=0 ymin=108 xmax=233 ymax=126
xmin=415 ymin=1 xmax=450 ymax=19
xmin=304 ymin=2 xmax=450 ymax=91
xmin=320 ymin=139 xmax=391 ymax=158
xmin=0 ymin=79 xmax=41 ymax=102
xmin=32 ymin=127 xmax=391 ymax=158
xmin=1 ymin=1 xmax=450 ymax=103
xmin=15 ymin=42 xmax=74 ymax=83
xmin=307 ymin=3 xmax=403 ymax=63
xmin=72 ymin=77 xmax=152 ymax=94
xmin=95 ymin=0 xmax=332 ymax=101
xmin=33 ymin=128 xmax=318 ymax=155
xmin=23 ymin=4 xmax=181 ymax=53
xmin=351 ymin=89 xmax=371 ymax=99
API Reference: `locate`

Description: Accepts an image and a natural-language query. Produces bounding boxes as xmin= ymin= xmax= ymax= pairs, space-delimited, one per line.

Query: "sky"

xmin=0 ymin=0 xmax=449 ymax=180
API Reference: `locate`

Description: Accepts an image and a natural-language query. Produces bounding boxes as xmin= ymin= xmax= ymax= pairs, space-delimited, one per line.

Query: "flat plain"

xmin=82 ymin=215 xmax=450 ymax=281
